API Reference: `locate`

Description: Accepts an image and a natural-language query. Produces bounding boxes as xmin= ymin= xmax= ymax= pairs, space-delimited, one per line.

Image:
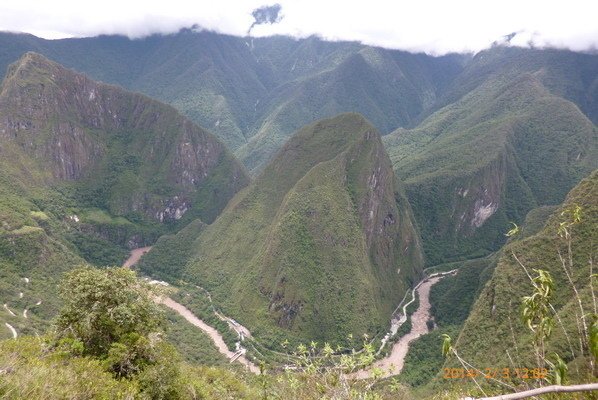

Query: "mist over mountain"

xmin=2 ymin=0 xmax=597 ymax=55
xmin=0 ymin=30 xmax=467 ymax=173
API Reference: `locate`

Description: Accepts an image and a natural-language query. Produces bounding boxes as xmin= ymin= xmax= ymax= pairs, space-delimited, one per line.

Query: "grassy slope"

xmin=429 ymin=256 xmax=497 ymax=328
xmin=0 ymin=337 xmax=257 ymax=399
xmin=0 ymin=155 xmax=86 ymax=338
xmin=384 ymin=67 xmax=597 ymax=264
xmin=453 ymin=170 xmax=597 ymax=377
xmin=0 ymin=334 xmax=414 ymax=400
xmin=142 ymin=113 xmax=424 ymax=348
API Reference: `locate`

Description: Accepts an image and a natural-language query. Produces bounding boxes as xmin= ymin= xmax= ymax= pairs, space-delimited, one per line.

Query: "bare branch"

xmin=557 ymin=249 xmax=589 ymax=352
xmin=474 ymin=383 xmax=598 ymax=400
xmin=511 ymin=251 xmax=533 ymax=283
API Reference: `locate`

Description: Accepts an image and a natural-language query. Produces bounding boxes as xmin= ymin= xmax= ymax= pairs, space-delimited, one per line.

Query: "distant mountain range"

xmin=0 ymin=30 xmax=466 ymax=172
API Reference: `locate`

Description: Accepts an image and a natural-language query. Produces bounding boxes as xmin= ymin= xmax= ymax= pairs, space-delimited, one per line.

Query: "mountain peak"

xmin=18 ymin=51 xmax=53 ymax=65
xmin=258 ymin=112 xmax=378 ymax=183
xmin=0 ymin=54 xmax=249 ymax=223
xmin=3 ymin=51 xmax=61 ymax=86
xmin=11 ymin=51 xmax=53 ymax=69
xmin=143 ymin=113 xmax=424 ymax=344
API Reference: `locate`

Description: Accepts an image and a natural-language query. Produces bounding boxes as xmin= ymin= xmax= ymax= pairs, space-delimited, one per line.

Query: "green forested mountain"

xmin=451 ymin=169 xmax=597 ymax=383
xmin=0 ymin=30 xmax=466 ymax=173
xmin=1 ymin=33 xmax=595 ymax=269
xmin=384 ymin=48 xmax=598 ymax=264
xmin=437 ymin=47 xmax=598 ymax=125
xmin=236 ymin=39 xmax=465 ymax=172
xmin=141 ymin=113 xmax=424 ymax=346
xmin=1 ymin=52 xmax=248 ymax=225
xmin=0 ymin=52 xmax=247 ymax=338
xmin=0 ymin=29 xmax=597 ymax=399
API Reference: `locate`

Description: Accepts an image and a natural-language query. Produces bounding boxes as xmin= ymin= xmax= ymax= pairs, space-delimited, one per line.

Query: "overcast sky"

xmin=1 ymin=0 xmax=597 ymax=55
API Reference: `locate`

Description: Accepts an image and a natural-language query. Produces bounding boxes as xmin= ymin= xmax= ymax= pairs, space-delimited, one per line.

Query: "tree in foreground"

xmin=53 ymin=265 xmax=182 ymax=393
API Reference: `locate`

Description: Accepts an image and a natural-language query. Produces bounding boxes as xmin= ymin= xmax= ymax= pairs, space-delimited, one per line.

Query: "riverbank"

xmin=353 ymin=275 xmax=445 ymax=379
xmin=123 ymin=248 xmax=259 ymax=373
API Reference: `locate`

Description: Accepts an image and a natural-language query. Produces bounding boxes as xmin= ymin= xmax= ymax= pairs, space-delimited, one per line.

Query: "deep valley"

xmin=0 ymin=27 xmax=596 ymax=400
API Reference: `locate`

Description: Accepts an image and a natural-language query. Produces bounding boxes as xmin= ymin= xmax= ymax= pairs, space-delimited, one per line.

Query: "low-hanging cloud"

xmin=248 ymin=4 xmax=283 ymax=36
xmin=0 ymin=0 xmax=596 ymax=55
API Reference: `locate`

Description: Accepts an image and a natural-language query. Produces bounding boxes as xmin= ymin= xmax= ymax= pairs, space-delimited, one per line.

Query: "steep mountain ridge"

xmin=0 ymin=53 xmax=248 ymax=338
xmin=0 ymin=30 xmax=466 ymax=173
xmin=1 ymin=34 xmax=597 ymax=182
xmin=385 ymin=66 xmax=597 ymax=264
xmin=141 ymin=113 xmax=424 ymax=345
xmin=0 ymin=52 xmax=249 ymax=225
xmin=452 ymin=169 xmax=597 ymax=376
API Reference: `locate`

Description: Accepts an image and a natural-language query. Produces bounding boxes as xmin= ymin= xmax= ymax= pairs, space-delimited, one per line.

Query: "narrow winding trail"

xmin=5 ymin=323 xmax=17 ymax=339
xmin=3 ymin=304 xmax=16 ymax=317
xmin=123 ymin=248 xmax=259 ymax=373
xmin=353 ymin=276 xmax=443 ymax=379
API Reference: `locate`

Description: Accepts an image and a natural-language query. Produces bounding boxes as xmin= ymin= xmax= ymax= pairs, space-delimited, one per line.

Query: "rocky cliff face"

xmin=385 ymin=71 xmax=597 ymax=264
xmin=0 ymin=52 xmax=249 ymax=224
xmin=453 ymin=157 xmax=504 ymax=232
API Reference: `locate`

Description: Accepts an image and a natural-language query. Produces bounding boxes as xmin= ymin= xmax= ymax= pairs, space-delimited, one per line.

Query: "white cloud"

xmin=0 ymin=0 xmax=596 ymax=54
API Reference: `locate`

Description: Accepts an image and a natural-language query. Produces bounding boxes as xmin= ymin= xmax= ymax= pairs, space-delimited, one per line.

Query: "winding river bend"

xmin=353 ymin=276 xmax=443 ymax=379
xmin=125 ymin=247 xmax=450 ymax=378
xmin=123 ymin=248 xmax=259 ymax=373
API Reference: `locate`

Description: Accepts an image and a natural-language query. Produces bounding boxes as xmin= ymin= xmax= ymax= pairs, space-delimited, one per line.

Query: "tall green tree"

xmin=54 ymin=266 xmax=167 ymax=378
